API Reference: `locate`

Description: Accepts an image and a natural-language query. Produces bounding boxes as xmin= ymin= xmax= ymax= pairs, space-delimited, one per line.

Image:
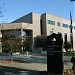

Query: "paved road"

xmin=0 ymin=54 xmax=47 ymax=75
xmin=0 ymin=54 xmax=73 ymax=75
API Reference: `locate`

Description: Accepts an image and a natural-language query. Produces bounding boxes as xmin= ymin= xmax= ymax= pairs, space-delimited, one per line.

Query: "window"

xmin=63 ymin=24 xmax=65 ymax=27
xmin=62 ymin=23 xmax=68 ymax=28
xmin=66 ymin=24 xmax=68 ymax=28
xmin=15 ymin=30 xmax=19 ymax=37
xmin=74 ymin=26 xmax=75 ymax=30
xmin=57 ymin=22 xmax=60 ymax=26
xmin=52 ymin=21 xmax=55 ymax=25
xmin=48 ymin=20 xmax=55 ymax=25
xmin=48 ymin=20 xmax=52 ymax=24
xmin=69 ymin=25 xmax=73 ymax=29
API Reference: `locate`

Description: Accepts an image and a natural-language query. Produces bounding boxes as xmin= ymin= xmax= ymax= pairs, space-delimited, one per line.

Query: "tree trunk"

xmin=10 ymin=49 xmax=12 ymax=62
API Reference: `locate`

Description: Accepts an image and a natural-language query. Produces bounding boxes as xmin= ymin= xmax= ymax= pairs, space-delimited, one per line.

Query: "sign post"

xmin=47 ymin=33 xmax=63 ymax=74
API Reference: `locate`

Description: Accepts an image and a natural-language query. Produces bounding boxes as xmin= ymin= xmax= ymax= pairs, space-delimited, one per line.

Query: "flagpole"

xmin=70 ymin=11 xmax=73 ymax=49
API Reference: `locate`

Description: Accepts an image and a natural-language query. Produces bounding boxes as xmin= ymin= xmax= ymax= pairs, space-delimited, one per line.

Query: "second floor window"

xmin=62 ymin=24 xmax=68 ymax=28
xmin=69 ymin=25 xmax=73 ymax=29
xmin=52 ymin=21 xmax=55 ymax=25
xmin=48 ymin=20 xmax=52 ymax=24
xmin=57 ymin=22 xmax=60 ymax=26
xmin=48 ymin=20 xmax=55 ymax=25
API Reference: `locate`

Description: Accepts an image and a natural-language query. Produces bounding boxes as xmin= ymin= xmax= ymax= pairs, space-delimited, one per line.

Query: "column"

xmin=0 ymin=31 xmax=2 ymax=53
xmin=21 ymin=28 xmax=23 ymax=52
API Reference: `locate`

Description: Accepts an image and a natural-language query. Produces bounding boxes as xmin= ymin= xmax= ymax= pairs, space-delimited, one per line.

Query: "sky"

xmin=0 ymin=0 xmax=75 ymax=23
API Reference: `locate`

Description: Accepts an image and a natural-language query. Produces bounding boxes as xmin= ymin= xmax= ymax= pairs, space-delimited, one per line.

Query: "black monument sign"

xmin=47 ymin=33 xmax=63 ymax=74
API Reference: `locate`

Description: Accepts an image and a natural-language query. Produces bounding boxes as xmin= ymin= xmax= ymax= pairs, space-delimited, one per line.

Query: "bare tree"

xmin=0 ymin=2 xmax=7 ymax=53
xmin=0 ymin=2 xmax=6 ymax=18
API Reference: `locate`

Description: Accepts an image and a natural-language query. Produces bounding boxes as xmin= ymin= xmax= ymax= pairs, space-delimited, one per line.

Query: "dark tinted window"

xmin=57 ymin=22 xmax=60 ymax=26
xmin=69 ymin=25 xmax=73 ymax=29
xmin=48 ymin=20 xmax=55 ymax=25
xmin=48 ymin=20 xmax=52 ymax=24
xmin=62 ymin=24 xmax=68 ymax=28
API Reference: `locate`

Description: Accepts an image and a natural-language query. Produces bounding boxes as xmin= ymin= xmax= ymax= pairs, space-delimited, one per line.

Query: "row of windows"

xmin=48 ymin=20 xmax=75 ymax=30
xmin=62 ymin=24 xmax=74 ymax=29
xmin=48 ymin=20 xmax=60 ymax=26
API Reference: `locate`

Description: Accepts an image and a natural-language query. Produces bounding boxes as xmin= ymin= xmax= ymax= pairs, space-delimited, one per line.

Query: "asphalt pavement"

xmin=0 ymin=54 xmax=73 ymax=75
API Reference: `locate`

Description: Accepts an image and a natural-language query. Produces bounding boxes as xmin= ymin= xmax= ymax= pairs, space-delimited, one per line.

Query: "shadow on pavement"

xmin=0 ymin=65 xmax=40 ymax=75
xmin=13 ymin=57 xmax=47 ymax=64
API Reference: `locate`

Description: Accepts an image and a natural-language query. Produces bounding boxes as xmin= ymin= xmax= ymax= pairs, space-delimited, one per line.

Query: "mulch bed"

xmin=40 ymin=69 xmax=75 ymax=75
xmin=64 ymin=69 xmax=75 ymax=75
xmin=0 ymin=59 xmax=23 ymax=64
xmin=0 ymin=60 xmax=75 ymax=75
